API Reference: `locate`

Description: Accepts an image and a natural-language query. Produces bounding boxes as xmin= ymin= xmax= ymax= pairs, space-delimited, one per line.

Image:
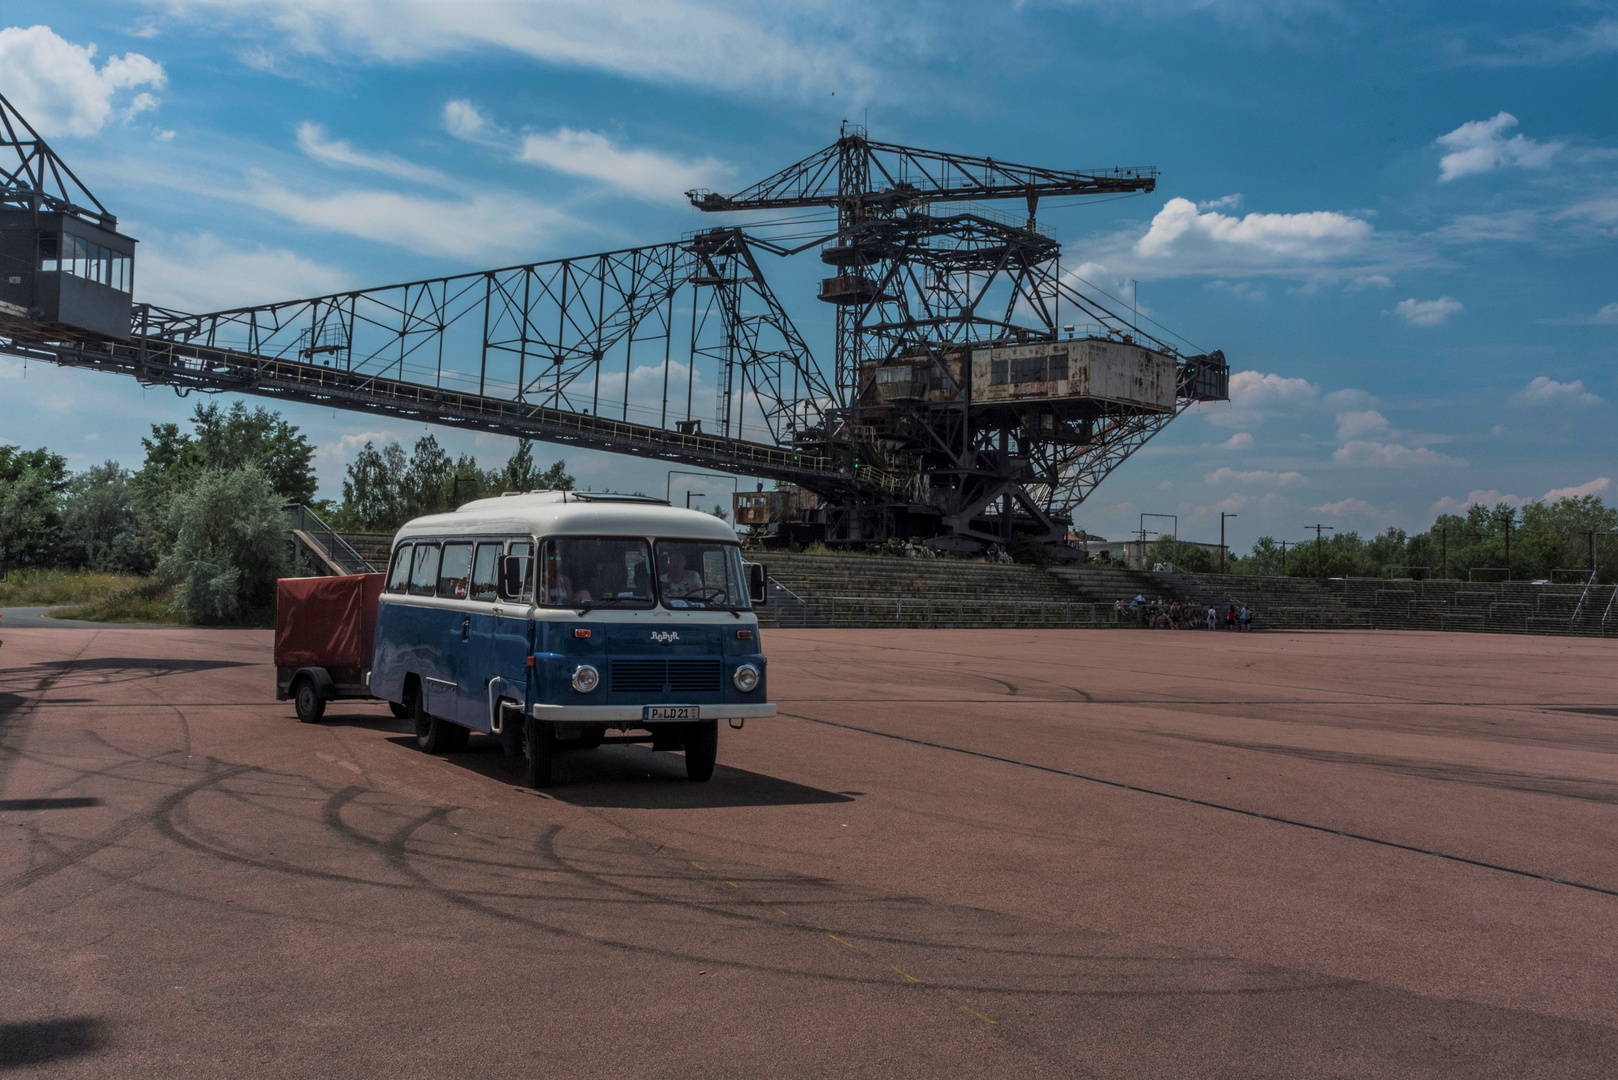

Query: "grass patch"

xmin=49 ymin=580 xmax=183 ymax=625
xmin=0 ymin=568 xmax=148 ymax=607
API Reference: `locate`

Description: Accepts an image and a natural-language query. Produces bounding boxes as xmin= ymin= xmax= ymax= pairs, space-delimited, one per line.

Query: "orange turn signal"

xmin=736 ymin=629 xmax=753 ymax=640
xmin=573 ymin=628 xmax=591 ymax=638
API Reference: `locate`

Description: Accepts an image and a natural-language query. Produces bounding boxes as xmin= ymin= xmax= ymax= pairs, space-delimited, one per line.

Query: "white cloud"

xmin=296 ymin=121 xmax=451 ymax=186
xmin=442 ymin=99 xmax=486 ymax=140
xmin=136 ymin=233 xmax=354 ymax=311
xmin=1201 ymin=369 xmax=1318 ymax=428
xmin=1345 ymin=273 xmax=1391 ymax=291
xmin=1208 ymin=279 xmax=1265 ymax=301
xmin=1219 ymin=432 xmax=1254 ymax=449
xmin=1334 ymin=409 xmax=1390 ymax=440
xmin=1322 ymin=388 xmax=1377 ymax=410
xmin=1197 ymin=193 xmax=1242 ymax=211
xmin=240 ymin=173 xmax=575 ymax=260
xmin=1204 ymin=467 xmax=1305 ymax=486
xmin=317 ymin=430 xmax=394 ymax=467
xmin=153 ymin=1 xmax=879 ymax=100
xmin=1436 ymin=210 xmax=1538 ymax=242
xmin=517 ymin=128 xmax=732 ymax=202
xmin=1563 ymin=193 xmax=1618 ymax=225
xmin=0 ymin=25 xmax=165 ymax=137
xmin=1594 ymin=303 xmax=1618 ymax=324
xmin=1512 ymin=376 xmax=1602 ymax=408
xmin=1436 ymin=112 xmax=1560 ymax=182
xmin=1134 ymin=196 xmax=1372 ymax=268
xmin=1543 ymin=477 xmax=1613 ymax=501
xmin=1332 ymin=441 xmax=1465 ymax=468
xmin=1388 ymin=297 xmax=1462 ymax=325
xmin=1314 ymin=498 xmax=1376 ymax=517
xmin=1429 ymin=490 xmax=1526 ymax=515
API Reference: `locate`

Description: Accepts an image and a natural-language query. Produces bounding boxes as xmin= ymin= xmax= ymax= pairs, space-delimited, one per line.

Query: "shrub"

xmin=157 ymin=466 xmax=288 ymax=625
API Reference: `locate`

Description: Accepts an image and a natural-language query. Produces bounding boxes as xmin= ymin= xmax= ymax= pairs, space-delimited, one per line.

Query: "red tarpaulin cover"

xmin=274 ymin=573 xmax=385 ymax=669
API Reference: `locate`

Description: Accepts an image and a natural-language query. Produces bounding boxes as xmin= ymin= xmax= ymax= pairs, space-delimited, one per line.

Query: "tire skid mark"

xmin=1 ymin=759 xmax=253 ymax=898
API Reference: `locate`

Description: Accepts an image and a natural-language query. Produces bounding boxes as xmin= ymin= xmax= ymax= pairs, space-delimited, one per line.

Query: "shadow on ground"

xmin=0 ymin=1017 xmax=107 ymax=1068
xmin=379 ymin=733 xmax=853 ymax=809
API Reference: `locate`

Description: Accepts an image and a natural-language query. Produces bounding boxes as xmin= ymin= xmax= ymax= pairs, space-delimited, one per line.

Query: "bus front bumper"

xmin=529 ymin=703 xmax=777 ymax=722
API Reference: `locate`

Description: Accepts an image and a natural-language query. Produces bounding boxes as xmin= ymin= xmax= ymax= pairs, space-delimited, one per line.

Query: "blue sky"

xmin=1 ymin=1 xmax=1613 ymax=550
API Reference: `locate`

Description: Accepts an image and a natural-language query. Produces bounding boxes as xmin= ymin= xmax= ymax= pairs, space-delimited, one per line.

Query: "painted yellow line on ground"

xmin=959 ymin=1006 xmax=998 ymax=1025
xmin=827 ymin=933 xmax=856 ymax=949
xmin=689 ymin=861 xmax=706 ymax=870
xmin=723 ymin=880 xmax=738 ymax=888
xmin=890 ymin=966 xmax=921 ymax=983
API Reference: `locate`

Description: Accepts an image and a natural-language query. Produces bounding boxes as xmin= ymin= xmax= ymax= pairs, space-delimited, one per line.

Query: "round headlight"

xmin=571 ymin=664 xmax=600 ymax=693
xmin=733 ymin=663 xmax=760 ymax=692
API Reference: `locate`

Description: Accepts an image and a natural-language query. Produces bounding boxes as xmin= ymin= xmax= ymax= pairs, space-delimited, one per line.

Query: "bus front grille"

xmin=610 ymin=659 xmax=723 ymax=694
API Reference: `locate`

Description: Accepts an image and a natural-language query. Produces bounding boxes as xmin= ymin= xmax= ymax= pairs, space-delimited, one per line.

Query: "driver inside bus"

xmin=542 ymin=557 xmax=591 ymax=605
xmin=660 ymin=549 xmax=705 ymax=600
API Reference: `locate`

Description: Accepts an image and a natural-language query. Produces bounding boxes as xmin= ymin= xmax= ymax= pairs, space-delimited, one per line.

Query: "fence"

xmin=760 ymin=594 xmax=1116 ymax=629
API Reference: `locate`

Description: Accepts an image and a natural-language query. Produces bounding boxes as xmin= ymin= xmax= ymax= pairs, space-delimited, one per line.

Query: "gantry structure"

xmin=1 ymin=95 xmax=1226 ymax=549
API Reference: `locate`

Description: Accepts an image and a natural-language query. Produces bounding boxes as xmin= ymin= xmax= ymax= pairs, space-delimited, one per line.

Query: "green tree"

xmin=60 ymin=461 xmax=145 ymax=572
xmin=157 ymin=466 xmax=289 ymax=624
xmin=0 ymin=446 xmax=69 ymax=569
xmin=191 ymin=401 xmax=318 ymax=502
xmin=339 ymin=440 xmax=408 ymax=531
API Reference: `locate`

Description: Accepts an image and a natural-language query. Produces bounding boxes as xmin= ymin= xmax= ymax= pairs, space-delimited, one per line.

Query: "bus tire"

xmin=293 ymin=677 xmax=326 ymax=724
xmin=524 ymin=717 xmax=555 ymax=789
xmin=411 ymin=691 xmax=460 ymax=754
xmin=684 ymin=719 xmax=718 ymax=782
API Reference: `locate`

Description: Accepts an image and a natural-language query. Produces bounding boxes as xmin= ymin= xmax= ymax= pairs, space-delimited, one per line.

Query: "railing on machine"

xmin=285 ymin=503 xmax=377 ymax=576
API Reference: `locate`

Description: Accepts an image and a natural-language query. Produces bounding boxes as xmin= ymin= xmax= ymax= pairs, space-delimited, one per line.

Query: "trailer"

xmin=274 ymin=573 xmax=386 ymax=722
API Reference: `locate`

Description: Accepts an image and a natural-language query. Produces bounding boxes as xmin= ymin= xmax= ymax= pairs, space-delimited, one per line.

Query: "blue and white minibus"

xmin=370 ymin=492 xmax=775 ymax=787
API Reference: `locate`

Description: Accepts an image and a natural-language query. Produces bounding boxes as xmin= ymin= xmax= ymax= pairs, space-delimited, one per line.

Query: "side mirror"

xmin=745 ymin=561 xmax=768 ymax=605
xmin=499 ymin=555 xmax=527 ymax=601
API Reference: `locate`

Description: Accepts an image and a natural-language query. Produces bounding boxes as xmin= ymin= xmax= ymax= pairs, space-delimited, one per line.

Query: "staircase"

xmin=285 ymin=504 xmax=380 ymax=577
xmin=1325 ymin=577 xmax=1618 ymax=637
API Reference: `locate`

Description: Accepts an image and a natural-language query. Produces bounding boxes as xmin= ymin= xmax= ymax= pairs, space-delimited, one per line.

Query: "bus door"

xmin=434 ymin=542 xmax=475 ymax=724
xmin=460 ymin=540 xmax=505 ymax=731
xmin=489 ymin=540 xmax=535 ymax=720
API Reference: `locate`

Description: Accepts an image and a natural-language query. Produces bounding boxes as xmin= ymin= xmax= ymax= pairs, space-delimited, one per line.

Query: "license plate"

xmin=644 ymin=705 xmax=699 ymax=721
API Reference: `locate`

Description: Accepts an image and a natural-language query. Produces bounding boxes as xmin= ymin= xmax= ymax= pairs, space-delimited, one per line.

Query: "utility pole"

xmin=1220 ymin=512 xmax=1237 ymax=574
xmin=1500 ymin=508 xmax=1513 ymax=582
xmin=1440 ymin=524 xmax=1447 ymax=581
xmin=1280 ymin=540 xmax=1287 ymax=575
xmin=1304 ymin=524 xmax=1334 ymax=578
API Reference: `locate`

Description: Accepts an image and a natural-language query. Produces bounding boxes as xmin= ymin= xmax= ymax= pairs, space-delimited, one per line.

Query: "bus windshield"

xmin=540 ymin=537 xmax=655 ymax=609
xmin=656 ymin=540 xmax=751 ymax=610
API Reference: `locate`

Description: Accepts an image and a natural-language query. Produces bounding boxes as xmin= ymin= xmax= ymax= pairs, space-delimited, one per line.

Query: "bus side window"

xmin=438 ymin=542 xmax=473 ymax=600
xmin=470 ymin=542 xmax=501 ymax=602
xmin=508 ymin=541 xmax=535 ymax=602
xmin=409 ymin=543 xmax=441 ymax=596
xmin=386 ymin=544 xmax=414 ymax=593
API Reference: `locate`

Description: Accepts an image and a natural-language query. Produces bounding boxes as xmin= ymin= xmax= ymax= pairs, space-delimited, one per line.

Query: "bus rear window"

xmin=386 ymin=544 xmax=413 ymax=593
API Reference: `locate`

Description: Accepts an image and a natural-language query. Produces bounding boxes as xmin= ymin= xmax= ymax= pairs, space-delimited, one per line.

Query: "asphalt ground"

xmin=1 ymin=623 xmax=1616 ymax=1078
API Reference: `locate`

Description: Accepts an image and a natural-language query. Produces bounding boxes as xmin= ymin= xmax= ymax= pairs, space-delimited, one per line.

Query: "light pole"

xmin=1304 ymin=523 xmax=1334 ymax=578
xmin=1220 ymin=512 xmax=1237 ymax=574
xmin=667 ymin=469 xmax=738 ymax=508
xmin=685 ymin=491 xmax=706 ymax=509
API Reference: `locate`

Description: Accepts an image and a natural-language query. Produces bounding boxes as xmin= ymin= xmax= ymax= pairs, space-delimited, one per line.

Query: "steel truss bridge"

xmin=1 ymin=93 xmax=1226 ymax=549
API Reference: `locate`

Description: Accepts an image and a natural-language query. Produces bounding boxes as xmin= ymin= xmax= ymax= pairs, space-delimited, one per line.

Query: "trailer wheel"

xmin=388 ymin=701 xmax=408 ymax=719
xmin=411 ymin=692 xmax=464 ymax=754
xmin=293 ymin=677 xmax=326 ymax=724
xmin=684 ymin=719 xmax=718 ymax=782
xmin=523 ymin=716 xmax=555 ymax=789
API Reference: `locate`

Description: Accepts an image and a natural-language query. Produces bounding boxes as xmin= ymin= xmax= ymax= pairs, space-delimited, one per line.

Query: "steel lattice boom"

xmin=1 ymin=99 xmax=1227 ymax=552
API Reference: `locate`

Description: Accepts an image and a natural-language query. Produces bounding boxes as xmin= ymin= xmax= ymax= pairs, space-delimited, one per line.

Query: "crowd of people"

xmin=1114 ymin=595 xmax=1254 ymax=631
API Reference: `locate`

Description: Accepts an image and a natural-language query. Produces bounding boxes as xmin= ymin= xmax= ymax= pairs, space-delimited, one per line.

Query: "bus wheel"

xmin=684 ymin=720 xmax=718 ymax=782
xmin=524 ymin=717 xmax=555 ymax=789
xmin=293 ymin=678 xmax=326 ymax=724
xmin=411 ymin=693 xmax=459 ymax=754
xmin=388 ymin=701 xmax=408 ymax=719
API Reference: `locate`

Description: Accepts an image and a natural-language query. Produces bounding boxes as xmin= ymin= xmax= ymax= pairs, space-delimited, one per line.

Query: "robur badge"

xmin=651 ymin=631 xmax=680 ymax=644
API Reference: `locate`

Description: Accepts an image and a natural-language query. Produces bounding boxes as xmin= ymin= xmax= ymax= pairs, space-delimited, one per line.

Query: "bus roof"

xmin=394 ymin=490 xmax=739 ymax=543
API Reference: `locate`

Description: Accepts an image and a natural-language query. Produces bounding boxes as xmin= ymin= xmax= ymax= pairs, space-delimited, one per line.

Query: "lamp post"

xmin=685 ymin=491 xmax=706 ymax=509
xmin=1220 ymin=512 xmax=1237 ymax=574
xmin=1304 ymin=523 xmax=1334 ymax=578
